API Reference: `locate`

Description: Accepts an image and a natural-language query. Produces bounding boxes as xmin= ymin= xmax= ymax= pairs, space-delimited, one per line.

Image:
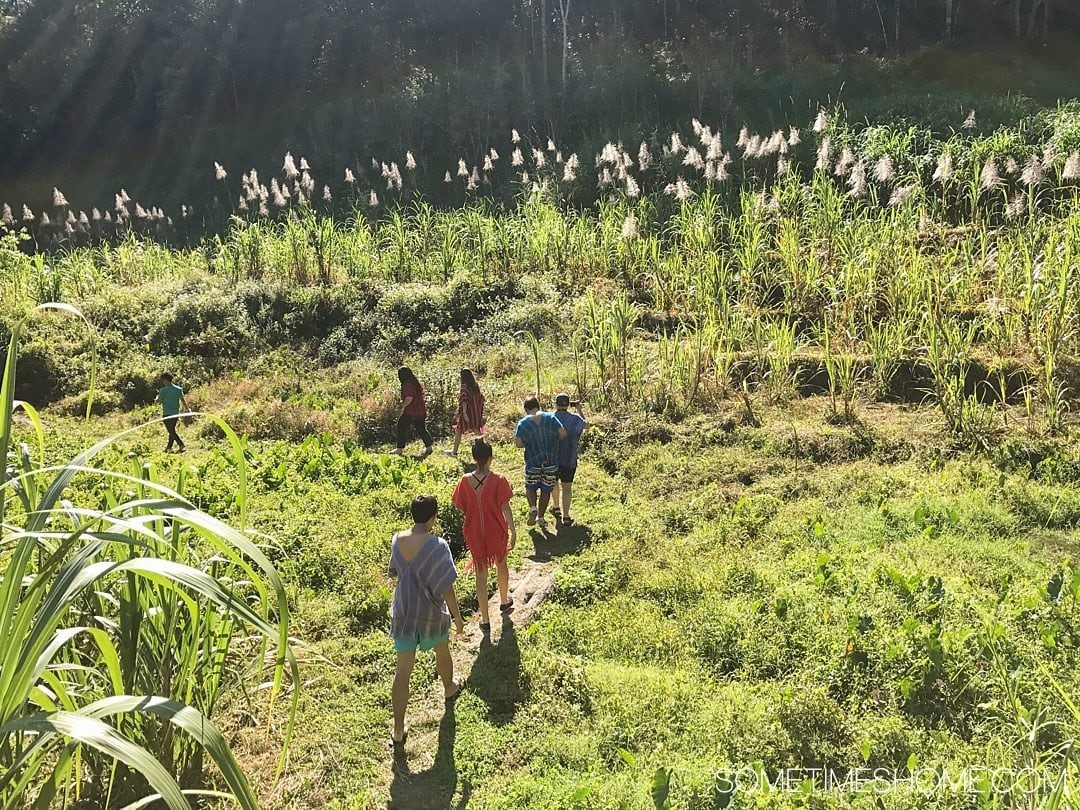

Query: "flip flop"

xmin=562 ymin=516 xmax=575 ymax=527
xmin=499 ymin=598 xmax=515 ymax=613
xmin=479 ymin=621 xmax=491 ymax=634
xmin=526 ymin=508 xmax=538 ymax=527
xmin=444 ymin=675 xmax=466 ymax=703
xmin=389 ymin=729 xmax=408 ymax=749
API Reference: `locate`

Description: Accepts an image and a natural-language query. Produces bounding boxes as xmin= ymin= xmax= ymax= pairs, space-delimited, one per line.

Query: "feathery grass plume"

xmin=555 ymin=151 xmax=564 ymax=164
xmin=1 ymin=204 xmax=12 ymax=228
xmin=598 ymin=167 xmax=613 ymax=188
xmin=323 ymin=185 xmax=332 ymax=202
xmin=120 ymin=188 xmax=131 ymax=203
xmin=599 ymin=142 xmax=618 ymax=165
xmin=214 ymin=162 xmax=227 ymax=181
xmin=699 ymin=124 xmax=713 ymax=147
xmin=767 ymin=131 xmax=787 ymax=155
xmin=674 ymin=177 xmax=694 ymax=201
xmin=52 ymin=188 xmax=68 ymax=207
xmin=77 ymin=211 xmax=90 ymax=227
xmin=345 ymin=168 xmax=355 ymax=184
xmin=444 ymin=171 xmax=452 ymax=183
xmin=626 ymin=175 xmax=641 ymax=198
xmin=40 ymin=212 xmax=51 ymax=226
xmin=91 ymin=207 xmax=101 ymax=221
xmin=299 ymin=157 xmax=310 ymax=171
xmin=371 ymin=157 xmax=379 ymax=170
xmin=369 ymin=190 xmax=379 ymax=207
xmin=114 ymin=194 xmax=126 ymax=213
xmin=302 ymin=171 xmax=316 ymax=194
xmin=281 ymin=181 xmax=292 ymax=201
xmin=483 ymin=155 xmax=494 ymax=172
xmin=511 ymin=148 xmax=524 ymax=166
xmin=670 ymin=132 xmax=684 ymax=154
xmin=282 ymin=152 xmax=299 ymax=178
xmin=388 ymin=163 xmax=403 ymax=190
xmin=468 ymin=166 xmax=480 ymax=190
xmin=788 ymin=127 xmax=801 ymax=146
xmin=533 ymin=149 xmax=547 ymax=168
xmin=847 ymin=160 xmax=867 ymax=198
xmin=134 ymin=204 xmax=148 ymax=218
xmin=65 ymin=211 xmax=76 ymax=225
xmin=511 ymin=128 xmax=521 ymax=143
xmin=638 ymin=142 xmax=651 ymax=171
xmin=1064 ymin=152 xmax=1080 ymax=181
xmin=813 ymin=109 xmax=828 ymax=133
xmin=520 ymin=171 xmax=530 ymax=183
xmin=489 ymin=148 xmax=499 ymax=162
xmin=691 ymin=118 xmax=703 ymax=136
xmin=980 ymin=159 xmax=1001 ymax=190
xmin=1004 ymin=156 xmax=1019 ymax=175
xmin=744 ymin=135 xmax=763 ymax=159
xmin=933 ymin=152 xmax=954 ymax=183
xmin=238 ymin=197 xmax=249 ymax=211
xmin=1041 ymin=142 xmax=1057 ymax=166
xmin=873 ymin=155 xmax=896 ymax=184
xmin=621 ymin=213 xmax=638 ymax=239
xmin=1021 ymin=154 xmax=1044 ymax=186
xmin=562 ymin=162 xmax=576 ymax=183
xmin=777 ymin=156 xmax=789 ymax=176
xmin=380 ymin=161 xmax=390 ymax=179
xmin=736 ymin=126 xmax=749 ymax=148
xmin=271 ymin=180 xmax=287 ymax=207
xmin=889 ymin=184 xmax=916 ymax=205
xmin=547 ymin=138 xmax=556 ymax=152
xmin=705 ymin=161 xmax=716 ymax=181
xmin=105 ymin=210 xmax=113 ymax=222
xmin=63 ymin=222 xmax=74 ymax=237
xmin=834 ymin=147 xmax=855 ymax=177
xmin=457 ymin=159 xmax=468 ymax=177
xmin=719 ymin=153 xmax=732 ymax=180
xmin=22 ymin=205 xmax=33 ymax=221
xmin=405 ymin=151 xmax=417 ymax=170
xmin=683 ymin=147 xmax=703 ymax=169
xmin=816 ymin=137 xmax=832 ymax=171
xmin=259 ymin=185 xmax=269 ymax=202
xmin=962 ymin=110 xmax=977 ymax=129
xmin=1006 ymin=192 xmax=1025 ymax=219
xmin=706 ymin=133 xmax=723 ymax=162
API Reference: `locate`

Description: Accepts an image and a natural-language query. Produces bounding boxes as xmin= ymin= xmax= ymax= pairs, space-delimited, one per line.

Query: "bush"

xmin=147 ymin=287 xmax=255 ymax=367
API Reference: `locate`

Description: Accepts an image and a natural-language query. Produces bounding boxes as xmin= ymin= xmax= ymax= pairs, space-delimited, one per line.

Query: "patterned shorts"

xmin=524 ymin=465 xmax=558 ymax=493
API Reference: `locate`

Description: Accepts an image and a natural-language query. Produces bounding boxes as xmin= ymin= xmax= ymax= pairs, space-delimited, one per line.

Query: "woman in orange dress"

xmin=448 ymin=368 xmax=485 ymax=458
xmin=451 ymin=439 xmax=516 ymax=632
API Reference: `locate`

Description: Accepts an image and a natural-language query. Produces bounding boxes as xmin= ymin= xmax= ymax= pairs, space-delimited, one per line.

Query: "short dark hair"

xmin=523 ymin=396 xmax=540 ymax=412
xmin=555 ymin=392 xmax=570 ymax=407
xmin=471 ymin=438 xmax=493 ymax=463
xmin=161 ymin=373 xmax=173 ymax=383
xmin=411 ymin=494 xmax=438 ymax=524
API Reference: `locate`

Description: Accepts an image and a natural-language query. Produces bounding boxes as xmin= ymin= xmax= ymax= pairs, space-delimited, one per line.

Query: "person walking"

xmin=446 ymin=368 xmax=485 ymax=458
xmin=157 ymin=373 xmax=188 ymax=453
xmin=551 ymin=393 xmax=586 ymax=526
xmin=512 ymin=396 xmax=565 ymax=529
xmin=387 ymin=494 xmax=465 ymax=749
xmin=451 ymin=439 xmax=516 ymax=633
xmin=391 ymin=366 xmax=434 ymax=456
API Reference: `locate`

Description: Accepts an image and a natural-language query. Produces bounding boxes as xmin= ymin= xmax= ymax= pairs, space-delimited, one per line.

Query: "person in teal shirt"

xmin=157 ymin=373 xmax=188 ymax=452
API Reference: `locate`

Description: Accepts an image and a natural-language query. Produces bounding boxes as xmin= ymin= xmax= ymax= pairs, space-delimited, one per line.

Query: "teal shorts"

xmin=394 ymin=632 xmax=449 ymax=653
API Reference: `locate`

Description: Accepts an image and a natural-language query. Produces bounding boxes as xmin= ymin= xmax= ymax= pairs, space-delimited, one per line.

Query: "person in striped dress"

xmin=447 ymin=368 xmax=485 ymax=458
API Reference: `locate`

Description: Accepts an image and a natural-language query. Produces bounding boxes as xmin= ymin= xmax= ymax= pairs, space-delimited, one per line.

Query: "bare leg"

xmin=561 ymin=481 xmax=573 ymax=519
xmin=496 ymin=559 xmax=510 ymax=605
xmin=392 ymin=650 xmax=416 ymax=741
xmin=452 ymin=427 xmax=463 ymax=455
xmin=434 ymin=641 xmax=457 ymax=698
xmin=475 ymin=563 xmax=490 ymax=626
xmin=537 ymin=489 xmax=551 ymax=520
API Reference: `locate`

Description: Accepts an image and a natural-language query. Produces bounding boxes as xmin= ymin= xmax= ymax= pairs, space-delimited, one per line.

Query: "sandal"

xmin=499 ymin=598 xmax=515 ymax=613
xmin=479 ymin=621 xmax=491 ymax=634
xmin=562 ymin=516 xmax=575 ymax=527
xmin=389 ymin=729 xmax=408 ymax=749
xmin=444 ymin=675 xmax=466 ymax=702
xmin=526 ymin=508 xmax=538 ymax=527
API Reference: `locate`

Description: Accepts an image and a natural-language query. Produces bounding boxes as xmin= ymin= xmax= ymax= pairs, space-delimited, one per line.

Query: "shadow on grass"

xmin=527 ymin=522 xmax=592 ymax=563
xmin=467 ymin=615 xmax=525 ymax=726
xmin=388 ymin=703 xmax=469 ymax=809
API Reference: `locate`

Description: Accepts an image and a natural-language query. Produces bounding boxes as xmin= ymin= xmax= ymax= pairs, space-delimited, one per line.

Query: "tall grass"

xmin=0 ymin=306 xmax=296 ymax=807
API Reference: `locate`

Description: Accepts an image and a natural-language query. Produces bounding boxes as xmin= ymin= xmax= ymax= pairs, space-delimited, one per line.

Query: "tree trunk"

xmin=944 ymin=0 xmax=954 ymax=39
xmin=1027 ymin=0 xmax=1044 ymax=37
xmin=1043 ymin=0 xmax=1050 ymax=42
xmin=1013 ymin=0 xmax=1022 ymax=37
xmin=558 ymin=0 xmax=570 ymax=99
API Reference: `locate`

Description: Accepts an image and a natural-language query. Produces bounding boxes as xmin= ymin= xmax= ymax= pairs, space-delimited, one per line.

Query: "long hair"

xmin=460 ymin=368 xmax=480 ymax=395
xmin=398 ymin=366 xmax=419 ymax=388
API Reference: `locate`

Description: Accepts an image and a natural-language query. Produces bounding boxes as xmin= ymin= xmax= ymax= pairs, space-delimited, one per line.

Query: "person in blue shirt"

xmin=551 ymin=392 xmax=587 ymax=526
xmin=156 ymin=373 xmax=188 ymax=453
xmin=513 ymin=396 xmax=566 ymax=529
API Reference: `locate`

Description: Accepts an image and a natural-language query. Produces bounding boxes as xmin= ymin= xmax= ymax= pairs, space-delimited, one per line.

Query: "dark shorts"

xmin=557 ymin=465 xmax=577 ymax=484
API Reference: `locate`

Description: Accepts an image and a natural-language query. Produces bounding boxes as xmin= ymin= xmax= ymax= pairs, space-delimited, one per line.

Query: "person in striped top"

xmin=387 ymin=494 xmax=465 ymax=749
xmin=513 ymin=396 xmax=566 ymax=529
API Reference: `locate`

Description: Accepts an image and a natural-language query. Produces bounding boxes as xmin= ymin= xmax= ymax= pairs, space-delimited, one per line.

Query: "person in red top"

xmin=447 ymin=368 xmax=485 ymax=458
xmin=391 ymin=366 xmax=434 ymax=456
xmin=451 ymin=439 xmax=517 ymax=633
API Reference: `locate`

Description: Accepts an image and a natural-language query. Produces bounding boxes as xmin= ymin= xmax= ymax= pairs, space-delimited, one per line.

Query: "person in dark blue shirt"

xmin=512 ymin=396 xmax=565 ymax=530
xmin=551 ymin=392 xmax=587 ymax=526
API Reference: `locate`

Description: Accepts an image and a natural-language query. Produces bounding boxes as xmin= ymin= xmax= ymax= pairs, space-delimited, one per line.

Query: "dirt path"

xmin=379 ymin=521 xmax=587 ymax=809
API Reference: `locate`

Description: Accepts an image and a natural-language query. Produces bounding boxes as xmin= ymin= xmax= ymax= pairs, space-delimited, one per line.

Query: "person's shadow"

xmin=467 ymin=615 xmax=525 ymax=725
xmin=388 ymin=704 xmax=469 ymax=809
xmin=528 ymin=523 xmax=592 ymax=563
